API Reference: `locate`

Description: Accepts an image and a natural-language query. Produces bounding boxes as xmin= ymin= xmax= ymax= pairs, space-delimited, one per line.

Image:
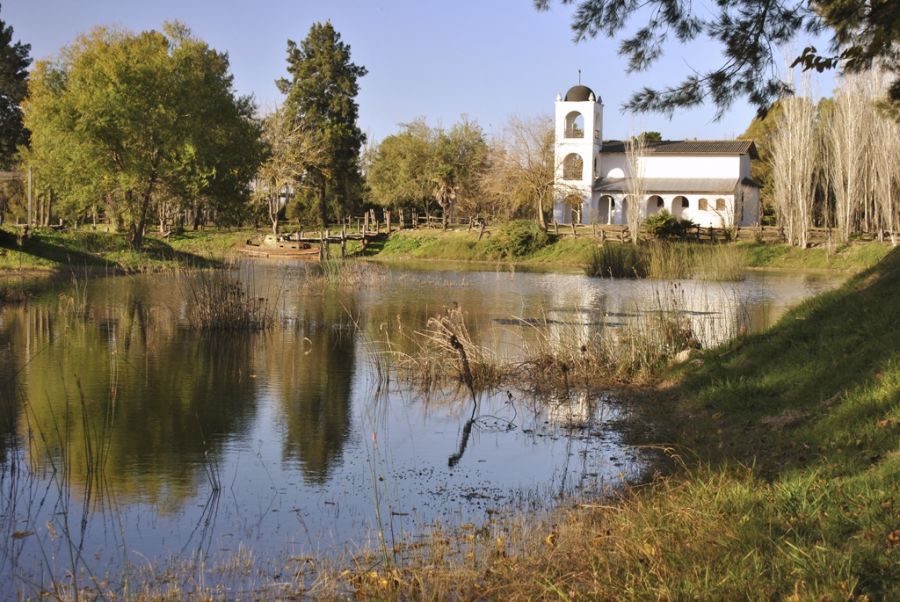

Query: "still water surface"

xmin=0 ymin=262 xmax=842 ymax=591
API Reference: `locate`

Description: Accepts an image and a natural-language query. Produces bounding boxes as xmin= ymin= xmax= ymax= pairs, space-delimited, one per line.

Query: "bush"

xmin=644 ymin=211 xmax=695 ymax=240
xmin=486 ymin=220 xmax=549 ymax=259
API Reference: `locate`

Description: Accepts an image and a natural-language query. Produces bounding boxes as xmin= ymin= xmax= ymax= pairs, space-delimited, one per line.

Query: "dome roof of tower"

xmin=564 ymin=85 xmax=597 ymax=102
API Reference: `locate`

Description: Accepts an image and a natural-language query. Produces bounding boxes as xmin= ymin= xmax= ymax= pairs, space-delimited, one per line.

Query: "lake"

xmin=0 ymin=261 xmax=843 ymax=595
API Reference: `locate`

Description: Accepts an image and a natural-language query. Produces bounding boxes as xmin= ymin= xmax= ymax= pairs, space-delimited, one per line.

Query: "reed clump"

xmin=387 ymin=305 xmax=504 ymax=393
xmin=183 ymin=270 xmax=274 ymax=331
xmin=586 ymin=242 xmax=747 ymax=281
xmin=584 ymin=243 xmax=648 ymax=278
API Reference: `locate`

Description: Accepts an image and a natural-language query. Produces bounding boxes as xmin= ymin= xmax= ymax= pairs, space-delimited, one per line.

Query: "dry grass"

xmin=182 ymin=270 xmax=275 ymax=331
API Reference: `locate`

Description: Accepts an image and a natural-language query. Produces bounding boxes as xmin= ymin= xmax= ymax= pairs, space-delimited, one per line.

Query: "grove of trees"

xmin=22 ymin=23 xmax=262 ymax=248
xmin=766 ymin=69 xmax=898 ymax=246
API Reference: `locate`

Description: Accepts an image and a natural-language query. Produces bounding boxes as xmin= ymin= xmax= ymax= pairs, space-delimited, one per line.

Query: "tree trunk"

xmin=318 ymin=184 xmax=328 ymax=229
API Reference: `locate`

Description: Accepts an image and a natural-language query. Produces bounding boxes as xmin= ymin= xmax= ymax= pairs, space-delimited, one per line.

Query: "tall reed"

xmin=586 ymin=242 xmax=747 ymax=281
xmin=182 ymin=270 xmax=275 ymax=331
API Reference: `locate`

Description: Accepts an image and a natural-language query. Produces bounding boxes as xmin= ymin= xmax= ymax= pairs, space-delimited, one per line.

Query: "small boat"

xmin=240 ymin=234 xmax=320 ymax=259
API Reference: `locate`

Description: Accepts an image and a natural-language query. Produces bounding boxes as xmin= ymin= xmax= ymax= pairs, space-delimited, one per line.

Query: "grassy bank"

xmin=368 ymin=225 xmax=598 ymax=268
xmin=340 ymin=247 xmax=900 ymax=599
xmin=371 ymin=227 xmax=891 ymax=274
xmin=0 ymin=226 xmax=252 ymax=272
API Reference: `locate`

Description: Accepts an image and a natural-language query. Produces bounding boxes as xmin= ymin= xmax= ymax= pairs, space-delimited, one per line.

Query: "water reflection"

xmin=0 ymin=263 xmax=844 ymax=590
xmin=13 ymin=280 xmax=259 ymax=504
xmin=268 ymin=291 xmax=356 ymax=483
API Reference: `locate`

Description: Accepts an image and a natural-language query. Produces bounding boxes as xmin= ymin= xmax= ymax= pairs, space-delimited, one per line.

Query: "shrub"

xmin=644 ymin=211 xmax=696 ymax=240
xmin=486 ymin=220 xmax=549 ymax=259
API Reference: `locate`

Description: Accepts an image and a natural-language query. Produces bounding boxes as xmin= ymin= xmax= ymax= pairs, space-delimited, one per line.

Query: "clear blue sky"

xmin=5 ymin=0 xmax=835 ymax=144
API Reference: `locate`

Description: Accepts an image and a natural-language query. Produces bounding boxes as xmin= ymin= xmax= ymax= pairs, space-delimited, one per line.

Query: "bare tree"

xmin=625 ymin=134 xmax=647 ymax=244
xmin=869 ymin=72 xmax=899 ymax=246
xmin=828 ymin=73 xmax=871 ymax=242
xmin=770 ymin=78 xmax=818 ymax=248
xmin=254 ymin=107 xmax=326 ymax=235
xmin=480 ymin=115 xmax=555 ymax=227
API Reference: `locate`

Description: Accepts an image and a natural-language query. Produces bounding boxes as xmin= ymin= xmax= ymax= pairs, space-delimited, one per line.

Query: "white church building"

xmin=553 ymin=84 xmax=760 ymax=228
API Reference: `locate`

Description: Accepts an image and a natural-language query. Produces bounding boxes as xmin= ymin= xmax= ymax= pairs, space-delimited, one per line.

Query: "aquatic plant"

xmin=182 ymin=270 xmax=274 ymax=331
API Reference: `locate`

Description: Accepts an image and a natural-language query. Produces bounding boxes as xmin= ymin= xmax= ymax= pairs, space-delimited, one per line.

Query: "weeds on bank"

xmin=586 ymin=241 xmax=747 ymax=281
xmin=380 ymin=296 xmax=700 ymax=395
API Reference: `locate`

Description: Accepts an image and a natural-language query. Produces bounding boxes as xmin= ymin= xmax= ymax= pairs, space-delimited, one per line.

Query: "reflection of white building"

xmin=553 ymin=84 xmax=760 ymax=228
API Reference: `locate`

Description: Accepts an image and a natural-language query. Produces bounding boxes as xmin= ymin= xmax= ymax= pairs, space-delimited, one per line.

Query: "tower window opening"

xmin=563 ymin=153 xmax=584 ymax=180
xmin=565 ymin=112 xmax=584 ymax=138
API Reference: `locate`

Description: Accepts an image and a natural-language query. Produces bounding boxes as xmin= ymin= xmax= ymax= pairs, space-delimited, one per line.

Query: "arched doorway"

xmin=597 ymin=195 xmax=614 ymax=224
xmin=672 ymin=196 xmax=689 ymax=218
xmin=645 ymin=195 xmax=664 ymax=216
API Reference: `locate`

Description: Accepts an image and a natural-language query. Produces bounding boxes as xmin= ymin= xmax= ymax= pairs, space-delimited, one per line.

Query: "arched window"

xmin=698 ymin=198 xmax=709 ymax=210
xmin=715 ymin=198 xmax=726 ymax=211
xmin=565 ymin=112 xmax=584 ymax=138
xmin=562 ymin=153 xmax=583 ymax=180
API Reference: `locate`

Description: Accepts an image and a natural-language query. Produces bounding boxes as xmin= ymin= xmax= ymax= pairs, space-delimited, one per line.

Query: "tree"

xmin=0 ymin=4 xmax=31 ymax=168
xmin=254 ymin=106 xmax=326 ymax=234
xmin=277 ymin=22 xmax=367 ymax=228
xmin=366 ymin=118 xmax=488 ymax=227
xmin=480 ymin=115 xmax=555 ymax=227
xmin=432 ymin=118 xmax=488 ymax=228
xmin=537 ymin=0 xmax=900 ymax=117
xmin=625 ymin=134 xmax=647 ymax=244
xmin=770 ymin=85 xmax=818 ymax=247
xmin=23 ymin=24 xmax=260 ymax=248
xmin=366 ymin=119 xmax=435 ymax=214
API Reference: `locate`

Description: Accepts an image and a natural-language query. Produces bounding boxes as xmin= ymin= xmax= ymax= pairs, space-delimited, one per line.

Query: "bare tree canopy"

xmin=536 ymin=0 xmax=900 ymax=117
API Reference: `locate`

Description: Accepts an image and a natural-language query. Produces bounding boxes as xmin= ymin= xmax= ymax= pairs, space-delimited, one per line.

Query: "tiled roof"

xmin=600 ymin=140 xmax=759 ymax=159
xmin=593 ymin=177 xmax=741 ymax=194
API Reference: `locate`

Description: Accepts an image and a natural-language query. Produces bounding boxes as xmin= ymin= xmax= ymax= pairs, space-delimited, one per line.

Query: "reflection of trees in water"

xmin=17 ymin=283 xmax=259 ymax=506
xmin=0 ymin=307 xmax=21 ymax=465
xmin=270 ymin=291 xmax=355 ymax=484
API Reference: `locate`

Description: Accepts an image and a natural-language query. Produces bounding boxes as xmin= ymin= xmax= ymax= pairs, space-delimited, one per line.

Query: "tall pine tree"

xmin=0 ymin=5 xmax=31 ymax=168
xmin=277 ymin=22 xmax=366 ymax=227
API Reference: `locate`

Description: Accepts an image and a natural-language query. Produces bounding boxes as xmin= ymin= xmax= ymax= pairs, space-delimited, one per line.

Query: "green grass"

xmin=0 ymin=226 xmax=254 ymax=272
xmin=740 ymin=241 xmax=891 ymax=271
xmin=373 ymin=228 xmax=597 ymax=268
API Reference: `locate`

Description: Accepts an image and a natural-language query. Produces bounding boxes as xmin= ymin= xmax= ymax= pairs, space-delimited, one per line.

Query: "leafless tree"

xmin=770 ymin=78 xmax=818 ymax=248
xmin=480 ymin=115 xmax=555 ymax=227
xmin=625 ymin=134 xmax=647 ymax=244
xmin=254 ymin=107 xmax=326 ymax=235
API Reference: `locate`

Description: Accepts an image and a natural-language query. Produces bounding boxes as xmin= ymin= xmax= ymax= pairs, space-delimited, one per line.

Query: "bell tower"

xmin=553 ymin=84 xmax=603 ymax=224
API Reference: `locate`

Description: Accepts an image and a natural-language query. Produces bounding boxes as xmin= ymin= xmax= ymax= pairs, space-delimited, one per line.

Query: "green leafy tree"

xmin=538 ymin=0 xmax=900 ymax=116
xmin=23 ymin=24 xmax=260 ymax=248
xmin=432 ymin=118 xmax=488 ymax=228
xmin=738 ymin=101 xmax=784 ymax=217
xmin=0 ymin=5 xmax=31 ymax=169
xmin=366 ymin=118 xmax=488 ymax=227
xmin=366 ymin=119 xmax=434 ymax=213
xmin=277 ymin=22 xmax=367 ymax=228
xmin=0 ymin=4 xmax=30 ymax=169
